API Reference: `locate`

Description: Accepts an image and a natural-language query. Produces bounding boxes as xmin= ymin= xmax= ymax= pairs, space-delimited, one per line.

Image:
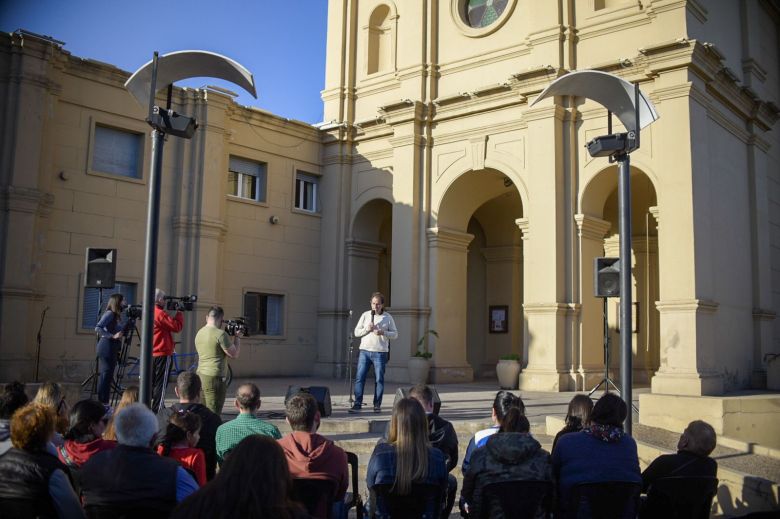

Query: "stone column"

xmin=632 ymin=234 xmax=659 ymax=385
xmin=427 ymin=227 xmax=474 ymax=383
xmin=574 ymin=214 xmax=611 ymax=390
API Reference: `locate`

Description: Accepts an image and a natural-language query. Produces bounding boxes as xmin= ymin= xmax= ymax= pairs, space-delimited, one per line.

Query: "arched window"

xmin=367 ymin=4 xmax=392 ymax=75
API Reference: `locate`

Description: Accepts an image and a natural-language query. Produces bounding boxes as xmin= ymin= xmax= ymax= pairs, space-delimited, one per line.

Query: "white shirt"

xmin=354 ymin=310 xmax=398 ymax=352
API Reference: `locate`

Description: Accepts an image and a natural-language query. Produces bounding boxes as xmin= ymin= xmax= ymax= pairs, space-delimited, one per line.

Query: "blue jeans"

xmin=354 ymin=350 xmax=387 ymax=408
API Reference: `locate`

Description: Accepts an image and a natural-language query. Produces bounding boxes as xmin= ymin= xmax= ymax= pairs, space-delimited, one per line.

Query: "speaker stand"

xmin=80 ymin=288 xmax=104 ymax=398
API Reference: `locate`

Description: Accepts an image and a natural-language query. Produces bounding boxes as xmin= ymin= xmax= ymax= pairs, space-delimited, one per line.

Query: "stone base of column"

xmin=518 ymin=368 xmax=570 ymax=391
xmin=430 ymin=364 xmax=474 ymax=384
xmin=650 ymin=371 xmax=724 ymax=396
xmin=574 ymin=369 xmax=611 ymax=392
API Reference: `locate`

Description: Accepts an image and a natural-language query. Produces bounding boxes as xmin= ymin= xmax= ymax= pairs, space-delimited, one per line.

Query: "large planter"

xmin=408 ymin=356 xmax=431 ymax=385
xmin=496 ymin=359 xmax=521 ymax=389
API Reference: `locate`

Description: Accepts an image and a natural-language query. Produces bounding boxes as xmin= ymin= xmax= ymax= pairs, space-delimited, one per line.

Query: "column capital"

xmin=345 ymin=238 xmax=386 ymax=258
xmin=426 ymin=227 xmax=474 ymax=251
xmin=515 ymin=218 xmax=530 ymax=241
xmin=574 ymin=214 xmax=611 ymax=241
xmin=649 ymin=206 xmax=660 ymax=231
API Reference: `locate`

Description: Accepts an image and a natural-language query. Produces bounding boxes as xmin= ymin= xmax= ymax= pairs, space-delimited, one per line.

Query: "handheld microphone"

xmin=371 ymin=310 xmax=375 ymax=324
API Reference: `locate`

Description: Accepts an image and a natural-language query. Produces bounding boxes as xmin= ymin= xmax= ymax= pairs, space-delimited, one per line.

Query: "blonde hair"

xmin=103 ymin=385 xmax=139 ymax=441
xmin=387 ymin=398 xmax=429 ymax=495
xmin=33 ymin=381 xmax=67 ymax=434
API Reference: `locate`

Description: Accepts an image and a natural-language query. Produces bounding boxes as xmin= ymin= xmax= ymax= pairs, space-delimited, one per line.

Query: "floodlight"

xmin=124 ymin=50 xmax=257 ymax=408
xmin=531 ymin=70 xmax=660 ymax=434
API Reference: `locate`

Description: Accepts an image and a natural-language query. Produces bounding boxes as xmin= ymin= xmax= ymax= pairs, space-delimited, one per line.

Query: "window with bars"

xmin=81 ymin=282 xmax=137 ymax=330
xmin=243 ymin=292 xmax=284 ymax=336
xmin=295 ymin=171 xmax=319 ymax=213
xmin=228 ymin=156 xmax=267 ymax=202
xmin=92 ymin=125 xmax=143 ymax=179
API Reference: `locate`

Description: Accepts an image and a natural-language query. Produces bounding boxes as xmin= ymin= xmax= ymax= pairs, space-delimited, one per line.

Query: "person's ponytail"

xmin=499 ymin=407 xmax=530 ymax=433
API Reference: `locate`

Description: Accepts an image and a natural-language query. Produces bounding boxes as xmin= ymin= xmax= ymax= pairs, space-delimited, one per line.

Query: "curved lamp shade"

xmin=124 ymin=50 xmax=257 ymax=108
xmin=531 ymin=70 xmax=659 ymax=132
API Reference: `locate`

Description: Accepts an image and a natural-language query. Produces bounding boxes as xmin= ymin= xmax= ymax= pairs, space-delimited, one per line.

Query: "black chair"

xmin=642 ymin=476 xmax=718 ymax=519
xmin=292 ymin=477 xmax=338 ymax=519
xmin=565 ymin=481 xmax=642 ymax=519
xmin=477 ymin=479 xmax=554 ymax=519
xmin=370 ymin=482 xmax=444 ymax=519
xmin=345 ymin=451 xmax=364 ymax=519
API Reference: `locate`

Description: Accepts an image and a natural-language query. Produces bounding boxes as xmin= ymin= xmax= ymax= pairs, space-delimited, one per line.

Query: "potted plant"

xmin=496 ymin=353 xmax=521 ymax=389
xmin=408 ymin=330 xmax=437 ymax=384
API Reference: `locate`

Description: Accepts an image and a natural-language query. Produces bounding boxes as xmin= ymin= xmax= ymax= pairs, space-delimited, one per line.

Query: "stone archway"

xmin=430 ymin=168 xmax=524 ymax=382
xmin=578 ymin=166 xmax=660 ymax=389
xmin=348 ymin=199 xmax=393 ymax=312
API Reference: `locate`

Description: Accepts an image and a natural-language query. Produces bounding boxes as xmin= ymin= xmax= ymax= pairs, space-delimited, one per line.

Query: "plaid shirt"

xmin=215 ymin=413 xmax=281 ymax=463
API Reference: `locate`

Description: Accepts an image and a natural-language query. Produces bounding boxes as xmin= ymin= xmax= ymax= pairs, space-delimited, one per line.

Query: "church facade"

xmin=1 ymin=0 xmax=779 ymax=398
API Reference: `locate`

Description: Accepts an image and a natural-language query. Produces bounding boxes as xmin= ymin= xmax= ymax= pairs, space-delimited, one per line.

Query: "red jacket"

xmin=278 ymin=431 xmax=349 ymax=501
xmin=153 ymin=305 xmax=184 ymax=356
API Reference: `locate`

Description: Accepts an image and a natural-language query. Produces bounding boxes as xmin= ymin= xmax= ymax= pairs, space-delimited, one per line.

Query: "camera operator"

xmin=195 ymin=306 xmax=241 ymax=416
xmin=152 ymin=289 xmax=184 ymax=412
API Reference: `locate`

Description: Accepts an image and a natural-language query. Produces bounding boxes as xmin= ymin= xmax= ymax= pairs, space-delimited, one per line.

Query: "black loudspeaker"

xmin=85 ymin=248 xmax=117 ymax=288
xmin=285 ymin=386 xmax=332 ymax=418
xmin=594 ymin=257 xmax=620 ymax=298
xmin=393 ymin=386 xmax=441 ymax=415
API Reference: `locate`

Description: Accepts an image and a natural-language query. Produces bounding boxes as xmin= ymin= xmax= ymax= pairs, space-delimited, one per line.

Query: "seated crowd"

xmin=0 ymin=376 xmax=720 ymax=518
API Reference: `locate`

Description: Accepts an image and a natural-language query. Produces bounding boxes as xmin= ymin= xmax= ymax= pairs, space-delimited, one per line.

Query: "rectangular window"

xmin=92 ymin=125 xmax=143 ymax=179
xmin=228 ymin=156 xmax=267 ymax=202
xmin=295 ymin=171 xmax=319 ymax=213
xmin=81 ymin=282 xmax=137 ymax=330
xmin=243 ymin=292 xmax=284 ymax=336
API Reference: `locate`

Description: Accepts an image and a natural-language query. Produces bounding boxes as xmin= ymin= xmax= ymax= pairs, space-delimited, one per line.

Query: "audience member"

xmin=58 ymin=399 xmax=116 ymax=468
xmin=366 ymin=398 xmax=448 ymax=515
xmin=462 ymin=410 xmax=552 ymax=518
xmin=552 ymin=394 xmax=593 ymax=452
xmin=157 ymin=372 xmax=221 ymax=480
xmin=0 ymin=381 xmax=29 ymax=456
xmin=157 ymin=410 xmax=207 ymax=486
xmin=551 ymin=393 xmax=641 ymax=513
xmin=279 ymin=392 xmax=349 ymax=517
xmin=80 ymin=403 xmax=198 ymax=515
xmin=103 ymin=385 xmax=138 ymax=441
xmin=215 ymin=383 xmax=280 ymax=464
xmin=0 ymin=403 xmax=84 ymax=518
xmin=380 ymin=384 xmax=459 ymax=517
xmin=33 ymin=381 xmax=69 ymax=447
xmin=462 ymin=390 xmax=524 ymax=474
xmin=170 ymin=434 xmax=308 ymax=519
xmin=642 ymin=420 xmax=718 ymax=491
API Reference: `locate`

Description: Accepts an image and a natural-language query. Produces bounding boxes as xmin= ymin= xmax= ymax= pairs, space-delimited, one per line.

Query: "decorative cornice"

xmin=345 ymin=238 xmax=386 ymax=259
xmin=317 ymin=309 xmax=351 ymax=319
xmin=649 ymin=206 xmax=660 ymax=231
xmin=1 ymin=186 xmax=54 ymax=217
xmin=388 ymin=306 xmax=431 ymax=317
xmin=523 ymin=302 xmax=571 ymax=316
xmin=574 ymin=214 xmax=611 ymax=241
xmin=172 ymin=216 xmax=227 ymax=239
xmin=752 ymin=308 xmax=776 ymax=321
xmin=515 ymin=218 xmax=530 ymax=241
xmin=426 ymin=227 xmax=474 ymax=251
xmin=655 ymin=299 xmax=719 ymax=313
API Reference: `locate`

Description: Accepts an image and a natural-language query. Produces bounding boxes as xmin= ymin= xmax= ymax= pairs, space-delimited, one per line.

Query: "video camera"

xmin=164 ymin=294 xmax=197 ymax=312
xmin=225 ymin=317 xmax=249 ymax=337
xmin=125 ymin=304 xmax=143 ymax=320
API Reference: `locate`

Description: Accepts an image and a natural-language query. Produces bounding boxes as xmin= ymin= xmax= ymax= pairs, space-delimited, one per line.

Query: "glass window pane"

xmin=227 ymin=172 xmax=239 ymax=196
xmin=266 ymin=295 xmax=283 ymax=335
xmin=93 ymin=125 xmax=141 ymax=178
xmin=82 ymin=282 xmax=136 ymax=329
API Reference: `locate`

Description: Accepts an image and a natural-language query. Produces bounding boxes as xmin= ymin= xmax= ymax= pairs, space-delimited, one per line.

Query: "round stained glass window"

xmin=466 ymin=0 xmax=509 ymax=28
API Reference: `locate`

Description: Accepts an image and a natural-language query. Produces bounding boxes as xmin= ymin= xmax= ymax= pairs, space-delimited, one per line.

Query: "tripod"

xmin=110 ymin=320 xmax=139 ymax=406
xmin=589 ymin=298 xmax=620 ymax=396
xmin=80 ymin=288 xmax=105 ymax=397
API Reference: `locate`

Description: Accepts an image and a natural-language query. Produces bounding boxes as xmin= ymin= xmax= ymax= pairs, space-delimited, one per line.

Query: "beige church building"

xmin=1 ymin=0 xmax=779 ymax=412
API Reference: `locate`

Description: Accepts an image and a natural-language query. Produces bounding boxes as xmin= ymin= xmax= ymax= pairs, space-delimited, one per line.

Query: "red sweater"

xmin=278 ymin=431 xmax=349 ymax=500
xmin=58 ymin=438 xmax=116 ymax=467
xmin=153 ymin=305 xmax=184 ymax=357
xmin=157 ymin=445 xmax=207 ymax=486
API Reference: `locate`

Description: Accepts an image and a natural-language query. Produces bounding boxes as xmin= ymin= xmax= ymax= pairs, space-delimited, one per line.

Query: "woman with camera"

xmin=95 ymin=293 xmax=126 ymax=404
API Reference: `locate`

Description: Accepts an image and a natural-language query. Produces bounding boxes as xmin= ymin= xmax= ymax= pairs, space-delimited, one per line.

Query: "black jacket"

xmin=0 ymin=447 xmax=66 ymax=518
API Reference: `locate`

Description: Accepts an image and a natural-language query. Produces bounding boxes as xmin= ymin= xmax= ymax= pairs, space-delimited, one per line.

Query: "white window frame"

xmin=243 ymin=291 xmax=286 ymax=338
xmin=228 ymin=156 xmax=267 ymax=203
xmin=294 ymin=171 xmax=320 ymax=214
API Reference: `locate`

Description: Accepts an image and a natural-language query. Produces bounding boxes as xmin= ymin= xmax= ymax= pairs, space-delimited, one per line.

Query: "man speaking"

xmin=152 ymin=288 xmax=183 ymax=411
xmin=350 ymin=292 xmax=397 ymax=413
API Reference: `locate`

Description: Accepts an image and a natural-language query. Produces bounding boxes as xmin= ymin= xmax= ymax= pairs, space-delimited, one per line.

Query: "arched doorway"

xmin=432 ymin=168 xmax=524 ymax=381
xmin=348 ymin=199 xmax=392 ymax=311
xmin=579 ymin=167 xmax=660 ymax=388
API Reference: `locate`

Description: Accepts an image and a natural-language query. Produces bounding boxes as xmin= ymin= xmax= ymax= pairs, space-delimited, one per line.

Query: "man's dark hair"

xmin=408 ymin=384 xmax=434 ymax=408
xmin=208 ymin=306 xmax=225 ymax=320
xmin=590 ymin=393 xmax=627 ymax=428
xmin=236 ymin=383 xmax=261 ymax=411
xmin=177 ymin=371 xmax=202 ymax=401
xmin=0 ymin=382 xmax=29 ymax=420
xmin=285 ymin=393 xmax=319 ymax=431
xmin=493 ymin=390 xmax=524 ymax=420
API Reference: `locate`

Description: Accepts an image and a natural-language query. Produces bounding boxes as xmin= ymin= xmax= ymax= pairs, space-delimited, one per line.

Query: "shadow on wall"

xmin=715 ymin=475 xmax=779 ymax=517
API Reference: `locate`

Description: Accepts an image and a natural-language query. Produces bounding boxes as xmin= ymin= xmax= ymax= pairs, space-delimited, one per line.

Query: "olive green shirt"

xmin=195 ymin=324 xmax=232 ymax=377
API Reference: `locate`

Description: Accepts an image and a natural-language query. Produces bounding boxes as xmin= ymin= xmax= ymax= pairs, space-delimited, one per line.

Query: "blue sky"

xmin=0 ymin=0 xmax=329 ymax=123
